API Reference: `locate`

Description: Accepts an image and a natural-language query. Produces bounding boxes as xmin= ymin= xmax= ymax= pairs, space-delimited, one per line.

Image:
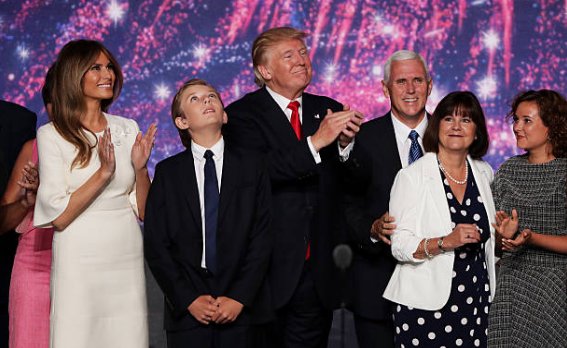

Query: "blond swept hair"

xmin=252 ymin=27 xmax=308 ymax=87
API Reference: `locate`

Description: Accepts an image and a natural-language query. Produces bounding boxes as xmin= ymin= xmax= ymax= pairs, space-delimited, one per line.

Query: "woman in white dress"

xmin=34 ymin=39 xmax=156 ymax=348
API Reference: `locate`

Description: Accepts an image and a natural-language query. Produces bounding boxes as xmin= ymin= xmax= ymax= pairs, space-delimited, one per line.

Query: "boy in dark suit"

xmin=144 ymin=79 xmax=272 ymax=348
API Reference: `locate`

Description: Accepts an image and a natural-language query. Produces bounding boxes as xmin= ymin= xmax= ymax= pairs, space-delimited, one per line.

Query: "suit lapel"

xmin=301 ymin=93 xmax=321 ymax=138
xmin=179 ymin=150 xmax=202 ymax=230
xmin=257 ymin=88 xmax=303 ymax=144
xmin=423 ymin=154 xmax=452 ymax=229
xmin=383 ymin=114 xmax=403 ymax=172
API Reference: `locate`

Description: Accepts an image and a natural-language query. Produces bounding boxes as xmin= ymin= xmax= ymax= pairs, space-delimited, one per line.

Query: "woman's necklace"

xmin=439 ymin=160 xmax=468 ymax=185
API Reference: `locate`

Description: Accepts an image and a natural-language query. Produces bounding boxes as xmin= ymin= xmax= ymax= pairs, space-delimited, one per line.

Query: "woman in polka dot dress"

xmin=384 ymin=91 xmax=497 ymax=348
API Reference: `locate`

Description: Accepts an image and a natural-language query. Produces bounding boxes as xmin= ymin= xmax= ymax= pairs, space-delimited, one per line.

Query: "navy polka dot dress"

xmin=393 ymin=162 xmax=491 ymax=348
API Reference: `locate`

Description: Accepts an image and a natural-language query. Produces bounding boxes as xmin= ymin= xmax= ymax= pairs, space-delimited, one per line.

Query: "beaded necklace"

xmin=438 ymin=160 xmax=468 ymax=185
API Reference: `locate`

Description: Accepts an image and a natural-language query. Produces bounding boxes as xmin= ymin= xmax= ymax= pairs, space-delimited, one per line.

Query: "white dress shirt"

xmin=391 ymin=111 xmax=428 ymax=168
xmin=191 ymin=137 xmax=224 ymax=269
xmin=369 ymin=112 xmax=428 ymax=244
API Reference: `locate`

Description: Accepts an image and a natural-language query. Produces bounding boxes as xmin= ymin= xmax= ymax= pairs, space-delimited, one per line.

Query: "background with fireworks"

xmin=1 ymin=0 xmax=565 ymax=171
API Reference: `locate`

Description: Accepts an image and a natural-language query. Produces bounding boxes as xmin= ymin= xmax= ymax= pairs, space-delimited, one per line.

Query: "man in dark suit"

xmin=144 ymin=79 xmax=272 ymax=348
xmin=0 ymin=100 xmax=36 ymax=348
xmin=343 ymin=50 xmax=433 ymax=348
xmin=224 ymin=27 xmax=363 ymax=348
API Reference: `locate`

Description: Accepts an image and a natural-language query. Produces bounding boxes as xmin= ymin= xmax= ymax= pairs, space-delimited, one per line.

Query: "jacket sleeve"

xmin=225 ymin=158 xmax=273 ymax=306
xmin=143 ymin=163 xmax=199 ymax=319
xmin=342 ymin=143 xmax=388 ymax=252
xmin=34 ymin=125 xmax=71 ymax=228
xmin=388 ymin=168 xmax=426 ymax=263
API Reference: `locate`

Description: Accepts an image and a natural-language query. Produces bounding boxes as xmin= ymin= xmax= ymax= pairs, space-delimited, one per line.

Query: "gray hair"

xmin=383 ymin=50 xmax=430 ymax=83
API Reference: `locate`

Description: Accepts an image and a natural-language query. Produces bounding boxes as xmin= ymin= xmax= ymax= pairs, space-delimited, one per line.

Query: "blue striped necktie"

xmin=408 ymin=130 xmax=423 ymax=164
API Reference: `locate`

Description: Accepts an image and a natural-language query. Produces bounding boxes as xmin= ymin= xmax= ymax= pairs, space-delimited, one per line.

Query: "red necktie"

xmin=287 ymin=101 xmax=310 ymax=260
xmin=287 ymin=101 xmax=302 ymax=140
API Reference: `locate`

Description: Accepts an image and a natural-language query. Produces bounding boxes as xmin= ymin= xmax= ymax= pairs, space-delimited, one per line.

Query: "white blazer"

xmin=383 ymin=152 xmax=496 ymax=310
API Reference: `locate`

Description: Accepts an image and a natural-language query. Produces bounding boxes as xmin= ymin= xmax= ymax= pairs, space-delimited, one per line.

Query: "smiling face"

xmin=258 ymin=38 xmax=312 ymax=100
xmin=438 ymin=112 xmax=477 ymax=155
xmin=82 ymin=51 xmax=115 ymax=102
xmin=512 ymin=101 xmax=550 ymax=155
xmin=175 ymin=84 xmax=227 ymax=136
xmin=382 ymin=58 xmax=432 ymax=126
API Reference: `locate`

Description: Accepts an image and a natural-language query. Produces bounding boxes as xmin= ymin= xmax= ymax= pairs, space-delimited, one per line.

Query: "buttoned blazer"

xmin=144 ymin=146 xmax=273 ymax=330
xmin=224 ymin=87 xmax=345 ymax=310
xmin=383 ymin=152 xmax=497 ymax=310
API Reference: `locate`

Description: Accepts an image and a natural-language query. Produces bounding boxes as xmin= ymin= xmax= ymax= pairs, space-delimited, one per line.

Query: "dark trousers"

xmin=353 ymin=314 xmax=394 ymax=348
xmin=0 ymin=233 xmax=18 ymax=348
xmin=272 ymin=264 xmax=333 ymax=348
xmin=167 ymin=323 xmax=251 ymax=348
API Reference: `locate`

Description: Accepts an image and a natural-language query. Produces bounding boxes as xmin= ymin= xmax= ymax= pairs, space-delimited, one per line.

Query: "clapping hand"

xmin=17 ymin=161 xmax=39 ymax=208
xmin=501 ymin=228 xmax=532 ymax=252
xmin=337 ymin=103 xmax=364 ymax=148
xmin=493 ymin=209 xmax=519 ymax=239
xmin=131 ymin=123 xmax=157 ymax=171
xmin=98 ymin=128 xmax=116 ymax=179
xmin=311 ymin=106 xmax=364 ymax=152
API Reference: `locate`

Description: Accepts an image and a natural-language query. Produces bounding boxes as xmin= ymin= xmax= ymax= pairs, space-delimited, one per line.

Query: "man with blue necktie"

xmin=343 ymin=50 xmax=433 ymax=348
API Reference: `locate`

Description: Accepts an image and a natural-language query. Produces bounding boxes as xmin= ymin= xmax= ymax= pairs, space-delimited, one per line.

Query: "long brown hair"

xmin=51 ymin=40 xmax=123 ymax=168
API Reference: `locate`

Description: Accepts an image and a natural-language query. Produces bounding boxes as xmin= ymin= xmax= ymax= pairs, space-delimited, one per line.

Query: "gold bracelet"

xmin=424 ymin=238 xmax=433 ymax=258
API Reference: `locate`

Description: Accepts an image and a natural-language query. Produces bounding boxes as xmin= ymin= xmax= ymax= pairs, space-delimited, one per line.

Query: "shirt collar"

xmin=265 ymin=86 xmax=303 ymax=113
xmin=191 ymin=136 xmax=225 ymax=161
xmin=391 ymin=111 xmax=428 ymax=141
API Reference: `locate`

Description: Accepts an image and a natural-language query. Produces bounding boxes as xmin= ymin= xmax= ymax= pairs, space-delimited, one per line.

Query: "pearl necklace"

xmin=439 ymin=160 xmax=468 ymax=185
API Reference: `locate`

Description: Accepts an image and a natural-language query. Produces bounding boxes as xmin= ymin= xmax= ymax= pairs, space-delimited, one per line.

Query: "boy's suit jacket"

xmin=144 ymin=146 xmax=273 ymax=331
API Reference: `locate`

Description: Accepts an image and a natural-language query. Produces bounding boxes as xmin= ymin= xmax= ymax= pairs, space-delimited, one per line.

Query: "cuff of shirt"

xmin=338 ymin=139 xmax=355 ymax=162
xmin=307 ymin=136 xmax=322 ymax=164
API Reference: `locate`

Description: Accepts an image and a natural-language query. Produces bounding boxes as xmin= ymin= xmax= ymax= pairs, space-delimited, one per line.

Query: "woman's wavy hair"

xmin=51 ymin=39 xmax=123 ymax=168
xmin=507 ymin=89 xmax=567 ymax=158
